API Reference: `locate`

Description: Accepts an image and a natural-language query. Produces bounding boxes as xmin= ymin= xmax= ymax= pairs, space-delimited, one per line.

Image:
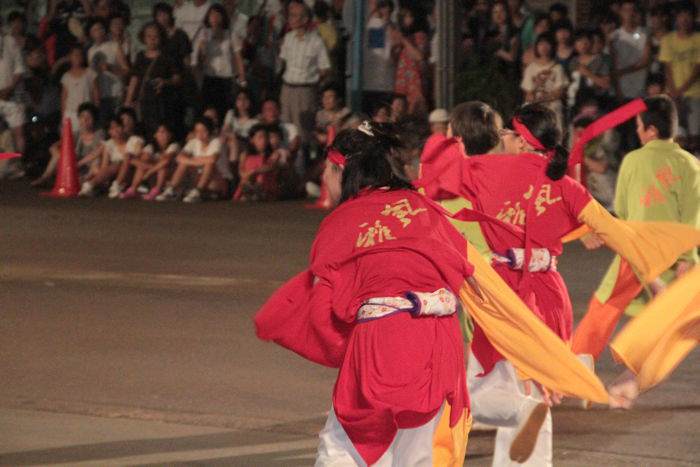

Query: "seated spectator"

xmin=87 ymin=17 xmax=129 ymax=126
xmin=193 ymin=3 xmax=247 ymax=123
xmin=110 ymin=113 xmax=145 ymax=198
xmin=428 ymin=108 xmax=449 ymax=136
xmin=521 ymin=33 xmax=569 ymax=130
xmin=268 ymin=124 xmax=300 ymax=199
xmin=79 ymin=116 xmax=128 ymax=196
xmin=233 ymin=123 xmax=280 ymax=201
xmin=315 ymin=86 xmax=350 ymax=130
xmin=223 ymin=88 xmax=259 ymax=138
xmin=32 ymin=102 xmax=104 ymax=186
xmin=120 ymin=123 xmax=180 ymax=200
xmin=156 ymin=116 xmax=221 ymax=202
xmin=568 ymin=29 xmax=612 ymax=115
xmin=258 ymin=98 xmax=300 ymax=153
xmin=60 ymin=45 xmax=98 ymax=130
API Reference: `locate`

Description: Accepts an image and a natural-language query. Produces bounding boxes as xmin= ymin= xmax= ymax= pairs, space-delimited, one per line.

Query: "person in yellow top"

xmin=608 ymin=265 xmax=700 ymax=408
xmin=660 ymin=2 xmax=700 ymax=153
xmin=573 ymin=95 xmax=700 ymax=360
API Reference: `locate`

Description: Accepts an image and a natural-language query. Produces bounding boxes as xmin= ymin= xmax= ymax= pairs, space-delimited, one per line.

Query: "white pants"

xmin=315 ymin=405 xmax=444 ymax=467
xmin=467 ymin=354 xmax=552 ymax=467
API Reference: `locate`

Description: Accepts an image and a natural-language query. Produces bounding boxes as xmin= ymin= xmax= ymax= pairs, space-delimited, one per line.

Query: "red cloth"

xmin=458 ymin=154 xmax=591 ymax=373
xmin=417 ymin=135 xmax=465 ymax=200
xmin=232 ymin=154 xmax=278 ymax=200
xmin=567 ymin=98 xmax=647 ymax=186
xmin=255 ymin=189 xmax=472 ymax=464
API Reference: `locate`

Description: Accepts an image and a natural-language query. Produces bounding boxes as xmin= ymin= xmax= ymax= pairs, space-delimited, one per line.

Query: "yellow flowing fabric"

xmin=610 ymin=266 xmax=700 ymax=391
xmin=460 ymin=242 xmax=610 ymax=404
xmin=577 ymin=200 xmax=700 ymax=284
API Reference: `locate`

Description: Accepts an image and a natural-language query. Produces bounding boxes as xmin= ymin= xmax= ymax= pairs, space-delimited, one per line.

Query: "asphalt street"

xmin=1 ymin=181 xmax=698 ymax=466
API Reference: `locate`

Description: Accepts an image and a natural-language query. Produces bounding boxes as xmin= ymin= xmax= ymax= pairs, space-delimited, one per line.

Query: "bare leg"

xmin=31 ymin=143 xmax=61 ymax=185
xmin=168 ymin=162 xmax=190 ymax=189
xmin=12 ymin=125 xmax=25 ymax=154
xmin=195 ymin=163 xmax=216 ymax=190
xmin=90 ymin=164 xmax=119 ymax=187
xmin=114 ymin=157 xmax=132 ymax=186
xmin=129 ymin=162 xmax=152 ymax=190
xmin=154 ymin=167 xmax=168 ymax=191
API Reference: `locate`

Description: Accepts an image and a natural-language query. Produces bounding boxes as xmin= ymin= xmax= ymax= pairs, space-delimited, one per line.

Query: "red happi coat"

xmin=460 ymin=153 xmax=592 ymax=374
xmin=255 ymin=188 xmax=472 ymax=465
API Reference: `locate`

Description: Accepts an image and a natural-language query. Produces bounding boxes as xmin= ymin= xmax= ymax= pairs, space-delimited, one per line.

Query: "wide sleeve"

xmin=613 ymin=155 xmax=631 ymax=219
xmin=460 ymin=243 xmax=610 ymax=403
xmin=577 ymin=198 xmax=700 ymax=283
xmin=610 ymin=266 xmax=700 ymax=391
xmin=678 ymin=157 xmax=700 ymax=262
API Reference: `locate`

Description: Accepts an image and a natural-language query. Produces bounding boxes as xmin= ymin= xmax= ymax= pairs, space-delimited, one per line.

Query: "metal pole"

xmin=434 ymin=0 xmax=457 ymax=110
xmin=350 ymin=0 xmax=365 ymax=113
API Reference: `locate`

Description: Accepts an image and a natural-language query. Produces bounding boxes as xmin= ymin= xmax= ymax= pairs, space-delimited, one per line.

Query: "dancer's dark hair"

xmin=450 ymin=101 xmax=500 ymax=155
xmin=512 ymin=103 xmax=568 ymax=180
xmin=331 ymin=122 xmax=414 ymax=203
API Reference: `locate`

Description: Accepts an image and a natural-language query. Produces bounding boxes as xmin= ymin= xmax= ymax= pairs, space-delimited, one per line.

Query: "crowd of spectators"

xmin=0 ymin=0 xmax=697 ymax=204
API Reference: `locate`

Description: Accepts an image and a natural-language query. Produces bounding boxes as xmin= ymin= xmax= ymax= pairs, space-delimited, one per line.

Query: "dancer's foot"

xmin=509 ymin=402 xmax=549 ymax=463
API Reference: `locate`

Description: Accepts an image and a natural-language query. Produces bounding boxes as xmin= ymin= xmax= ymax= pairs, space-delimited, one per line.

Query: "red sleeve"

xmin=561 ymin=176 xmax=593 ymax=219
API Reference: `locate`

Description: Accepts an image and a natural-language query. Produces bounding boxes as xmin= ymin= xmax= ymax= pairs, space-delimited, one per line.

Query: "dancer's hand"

xmin=608 ymin=369 xmax=639 ymax=409
xmin=580 ymin=232 xmax=604 ymax=250
xmin=523 ymin=380 xmax=563 ymax=407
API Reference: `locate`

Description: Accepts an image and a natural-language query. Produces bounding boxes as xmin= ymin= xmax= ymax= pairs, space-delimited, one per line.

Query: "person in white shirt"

xmin=157 ymin=116 xmax=222 ymax=202
xmin=79 ymin=116 xmax=127 ymax=196
xmin=0 ymin=31 xmax=26 ymax=154
xmin=120 ymin=123 xmax=180 ymax=200
xmin=174 ymin=0 xmax=211 ymax=44
xmin=61 ymin=45 xmax=99 ymax=131
xmin=193 ymin=3 xmax=247 ymax=124
xmin=279 ymin=0 xmax=331 ymax=144
xmin=611 ymin=0 xmax=650 ymax=100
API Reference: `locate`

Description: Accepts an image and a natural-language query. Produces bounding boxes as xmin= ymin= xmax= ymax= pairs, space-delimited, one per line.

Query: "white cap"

xmin=428 ymin=108 xmax=449 ymax=123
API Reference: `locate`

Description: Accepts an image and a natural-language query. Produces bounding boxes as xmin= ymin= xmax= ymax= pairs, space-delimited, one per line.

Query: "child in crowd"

xmin=87 ymin=18 xmax=129 ymax=125
xmin=521 ymin=33 xmax=569 ymax=130
xmin=61 ymin=45 xmax=99 ymax=130
xmin=79 ymin=117 xmax=128 ymax=196
xmin=109 ymin=109 xmax=146 ymax=198
xmin=233 ymin=124 xmax=279 ymax=201
xmin=222 ymin=89 xmax=259 ymax=139
xmin=156 ymin=116 xmax=222 ymax=203
xmin=32 ymin=103 xmax=104 ymax=186
xmin=120 ymin=123 xmax=180 ymax=200
xmin=315 ymin=86 xmax=350 ymax=130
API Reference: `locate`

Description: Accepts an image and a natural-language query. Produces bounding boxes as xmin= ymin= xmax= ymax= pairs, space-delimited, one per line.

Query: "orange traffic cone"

xmin=46 ymin=118 xmax=79 ymax=197
xmin=307 ymin=125 xmax=337 ymax=210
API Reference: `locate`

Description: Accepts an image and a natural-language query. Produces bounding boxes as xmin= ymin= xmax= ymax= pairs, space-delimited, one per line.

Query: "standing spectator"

xmin=548 ymin=2 xmax=569 ymax=24
xmin=463 ymin=0 xmax=492 ymax=54
xmin=508 ymin=0 xmax=534 ymax=52
xmin=153 ymin=2 xmax=193 ymax=67
xmin=611 ymin=0 xmax=651 ymax=100
xmin=392 ymin=6 xmax=430 ymax=115
xmin=568 ymin=29 xmax=612 ymax=115
xmin=486 ymin=1 xmax=520 ymax=85
xmin=193 ymin=3 xmax=247 ymax=122
xmin=553 ymin=21 xmax=575 ymax=78
xmin=0 ymin=25 xmax=26 ymax=156
xmin=175 ymin=0 xmax=212 ymax=44
xmin=521 ymin=14 xmax=550 ymax=66
xmin=125 ymin=22 xmax=183 ymax=139
xmin=108 ymin=14 xmax=131 ymax=63
xmin=7 ymin=11 xmax=31 ymax=53
xmin=279 ymin=0 xmax=330 ymax=146
xmin=647 ymin=4 xmax=671 ymax=83
xmin=315 ymin=85 xmax=349 ymax=129
xmin=60 ymin=45 xmax=98 ymax=131
xmin=47 ymin=0 xmax=92 ymax=60
xmin=521 ymin=33 xmax=569 ymax=130
xmin=362 ymin=0 xmax=397 ymax=113
xmin=390 ymin=94 xmax=407 ymax=122
xmin=223 ymin=88 xmax=260 ymax=138
xmin=87 ymin=18 xmax=128 ymax=126
xmin=660 ymin=2 xmax=700 ymax=153
xmin=221 ymin=0 xmax=249 ymax=44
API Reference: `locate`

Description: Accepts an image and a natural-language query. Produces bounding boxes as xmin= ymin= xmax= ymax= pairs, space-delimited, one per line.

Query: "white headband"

xmin=358 ymin=120 xmax=375 ymax=137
